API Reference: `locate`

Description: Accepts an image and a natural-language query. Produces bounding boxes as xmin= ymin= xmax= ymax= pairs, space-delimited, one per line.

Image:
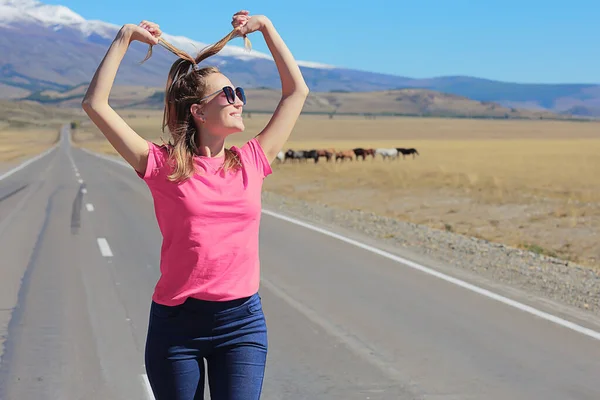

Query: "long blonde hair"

xmin=142 ymin=31 xmax=252 ymax=182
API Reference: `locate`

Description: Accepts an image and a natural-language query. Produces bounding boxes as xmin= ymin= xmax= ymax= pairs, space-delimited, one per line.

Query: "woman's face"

xmin=193 ymin=73 xmax=245 ymax=137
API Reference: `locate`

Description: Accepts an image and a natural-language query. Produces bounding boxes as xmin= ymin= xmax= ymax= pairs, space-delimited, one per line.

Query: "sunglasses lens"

xmin=223 ymin=87 xmax=235 ymax=104
xmin=236 ymin=87 xmax=246 ymax=105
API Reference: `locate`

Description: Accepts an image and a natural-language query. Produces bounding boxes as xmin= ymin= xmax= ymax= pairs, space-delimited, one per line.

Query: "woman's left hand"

xmin=231 ymin=10 xmax=269 ymax=36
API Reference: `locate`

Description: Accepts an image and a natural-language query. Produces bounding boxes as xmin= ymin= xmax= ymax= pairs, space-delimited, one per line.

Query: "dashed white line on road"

xmin=96 ymin=238 xmax=113 ymax=257
xmin=81 ymin=188 xmax=87 ymax=194
xmin=85 ymin=203 xmax=94 ymax=212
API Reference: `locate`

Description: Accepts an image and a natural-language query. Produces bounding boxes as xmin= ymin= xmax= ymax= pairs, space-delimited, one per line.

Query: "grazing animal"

xmin=375 ymin=148 xmax=398 ymax=160
xmin=396 ymin=148 xmax=419 ymax=159
xmin=284 ymin=149 xmax=295 ymax=162
xmin=294 ymin=150 xmax=307 ymax=162
xmin=316 ymin=149 xmax=335 ymax=162
xmin=336 ymin=150 xmax=355 ymax=162
xmin=303 ymin=149 xmax=319 ymax=163
xmin=353 ymin=148 xmax=376 ymax=161
xmin=285 ymin=149 xmax=306 ymax=162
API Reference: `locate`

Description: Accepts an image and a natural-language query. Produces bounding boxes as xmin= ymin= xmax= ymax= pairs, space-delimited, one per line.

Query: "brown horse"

xmin=336 ymin=150 xmax=355 ymax=162
xmin=353 ymin=148 xmax=376 ymax=161
xmin=316 ymin=148 xmax=335 ymax=162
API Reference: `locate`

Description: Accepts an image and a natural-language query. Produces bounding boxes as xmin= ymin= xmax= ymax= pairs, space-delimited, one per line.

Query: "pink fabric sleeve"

xmin=238 ymin=138 xmax=273 ymax=178
xmin=137 ymin=141 xmax=169 ymax=181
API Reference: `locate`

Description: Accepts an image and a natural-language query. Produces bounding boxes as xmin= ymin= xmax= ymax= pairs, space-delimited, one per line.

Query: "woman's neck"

xmin=195 ymin=130 xmax=226 ymax=158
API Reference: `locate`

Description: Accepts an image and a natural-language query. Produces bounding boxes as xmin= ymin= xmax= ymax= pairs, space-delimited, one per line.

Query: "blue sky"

xmin=46 ymin=0 xmax=599 ymax=84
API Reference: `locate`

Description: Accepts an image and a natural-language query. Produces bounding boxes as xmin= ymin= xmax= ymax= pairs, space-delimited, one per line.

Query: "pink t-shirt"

xmin=137 ymin=138 xmax=272 ymax=306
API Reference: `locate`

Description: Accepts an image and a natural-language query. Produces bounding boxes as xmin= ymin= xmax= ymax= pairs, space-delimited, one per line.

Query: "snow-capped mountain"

xmin=0 ymin=0 xmax=333 ymax=68
xmin=0 ymin=0 xmax=87 ymax=27
xmin=2 ymin=0 xmax=411 ymax=94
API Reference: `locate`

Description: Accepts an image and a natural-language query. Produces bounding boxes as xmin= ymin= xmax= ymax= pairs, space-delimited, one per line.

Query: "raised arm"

xmin=233 ymin=12 xmax=310 ymax=163
xmin=81 ymin=21 xmax=161 ymax=174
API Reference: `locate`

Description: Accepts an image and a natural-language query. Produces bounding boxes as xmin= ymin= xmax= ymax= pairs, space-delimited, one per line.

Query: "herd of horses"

xmin=275 ymin=147 xmax=420 ymax=163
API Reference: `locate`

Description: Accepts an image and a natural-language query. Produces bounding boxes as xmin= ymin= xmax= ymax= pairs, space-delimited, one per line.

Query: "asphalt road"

xmin=0 ymin=126 xmax=599 ymax=399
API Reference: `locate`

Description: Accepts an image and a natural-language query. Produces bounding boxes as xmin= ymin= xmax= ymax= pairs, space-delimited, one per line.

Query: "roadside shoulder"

xmin=261 ymin=191 xmax=600 ymax=329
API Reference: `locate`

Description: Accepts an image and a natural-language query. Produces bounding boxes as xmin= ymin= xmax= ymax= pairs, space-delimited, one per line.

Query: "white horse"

xmin=375 ymin=148 xmax=398 ymax=160
xmin=275 ymin=151 xmax=285 ymax=163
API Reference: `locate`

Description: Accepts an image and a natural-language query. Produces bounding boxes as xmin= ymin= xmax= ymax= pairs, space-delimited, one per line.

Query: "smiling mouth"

xmin=230 ymin=113 xmax=242 ymax=118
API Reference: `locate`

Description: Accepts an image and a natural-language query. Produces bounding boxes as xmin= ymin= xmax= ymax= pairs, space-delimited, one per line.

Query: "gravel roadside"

xmin=261 ymin=191 xmax=600 ymax=316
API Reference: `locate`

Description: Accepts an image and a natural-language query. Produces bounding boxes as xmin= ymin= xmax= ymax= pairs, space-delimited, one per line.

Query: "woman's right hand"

xmin=120 ymin=21 xmax=162 ymax=46
xmin=231 ymin=11 xmax=269 ymax=36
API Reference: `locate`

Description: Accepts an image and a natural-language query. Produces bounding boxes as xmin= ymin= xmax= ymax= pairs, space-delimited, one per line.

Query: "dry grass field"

xmin=0 ymin=128 xmax=59 ymax=168
xmin=73 ymin=110 xmax=600 ymax=269
xmin=0 ymin=100 xmax=84 ymax=130
xmin=0 ymin=101 xmax=80 ymax=168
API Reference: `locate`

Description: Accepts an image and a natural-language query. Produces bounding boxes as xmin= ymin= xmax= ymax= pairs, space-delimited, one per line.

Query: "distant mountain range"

xmin=1 ymin=0 xmax=599 ymax=117
xmin=20 ymin=83 xmax=570 ymax=121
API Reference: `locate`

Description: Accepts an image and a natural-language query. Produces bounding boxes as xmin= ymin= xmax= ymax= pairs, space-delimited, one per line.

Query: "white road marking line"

xmin=96 ymin=238 xmax=113 ymax=257
xmin=81 ymin=188 xmax=87 ymax=194
xmin=261 ymin=209 xmax=600 ymax=342
xmin=78 ymin=178 xmax=83 ymax=184
xmin=76 ymin=172 xmax=80 ymax=177
xmin=86 ymin=147 xmax=600 ymax=342
xmin=85 ymin=203 xmax=94 ymax=212
xmin=0 ymin=145 xmax=57 ymax=181
xmin=140 ymin=373 xmax=154 ymax=400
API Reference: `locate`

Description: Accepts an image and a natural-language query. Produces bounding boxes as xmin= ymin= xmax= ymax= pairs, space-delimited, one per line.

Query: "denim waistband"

xmin=174 ymin=292 xmax=259 ymax=313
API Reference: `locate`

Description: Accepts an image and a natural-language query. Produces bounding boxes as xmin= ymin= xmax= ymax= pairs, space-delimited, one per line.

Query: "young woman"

xmin=82 ymin=10 xmax=309 ymax=400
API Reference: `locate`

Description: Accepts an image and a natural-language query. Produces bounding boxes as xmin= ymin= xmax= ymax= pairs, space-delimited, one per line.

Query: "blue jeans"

xmin=144 ymin=292 xmax=268 ymax=399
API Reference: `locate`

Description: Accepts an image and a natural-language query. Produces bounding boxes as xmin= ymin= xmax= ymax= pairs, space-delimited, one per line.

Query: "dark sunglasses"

xmin=199 ymin=86 xmax=246 ymax=105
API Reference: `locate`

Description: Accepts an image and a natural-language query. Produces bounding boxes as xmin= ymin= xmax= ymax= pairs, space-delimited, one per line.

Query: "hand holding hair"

xmin=231 ymin=10 xmax=271 ymax=50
